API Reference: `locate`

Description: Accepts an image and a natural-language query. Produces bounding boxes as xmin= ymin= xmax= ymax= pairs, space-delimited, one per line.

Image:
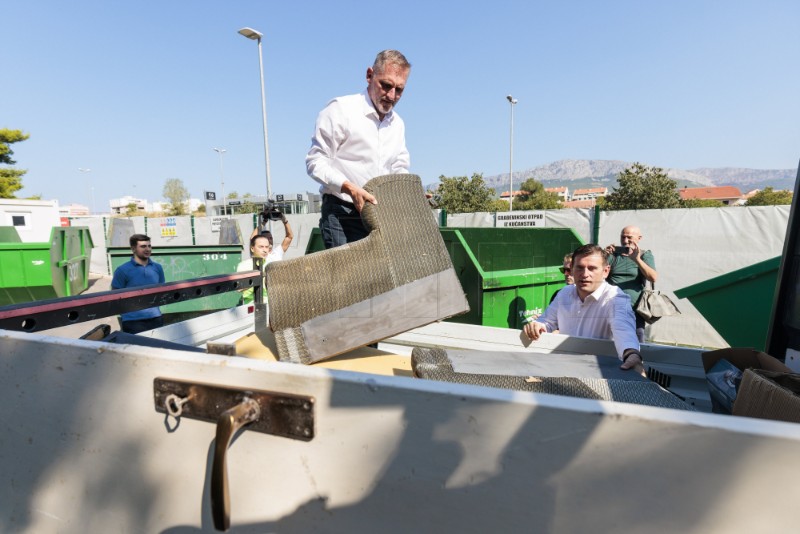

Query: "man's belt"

xmin=322 ymin=194 xmax=355 ymax=209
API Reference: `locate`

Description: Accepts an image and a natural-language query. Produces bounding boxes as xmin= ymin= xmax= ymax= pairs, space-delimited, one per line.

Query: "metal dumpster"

xmin=675 ymin=257 xmax=779 ymax=351
xmin=305 ymin=226 xmax=584 ymax=329
xmin=108 ymin=245 xmax=243 ymax=315
xmin=0 ymin=226 xmax=94 ymax=306
xmin=440 ymin=227 xmax=584 ymax=328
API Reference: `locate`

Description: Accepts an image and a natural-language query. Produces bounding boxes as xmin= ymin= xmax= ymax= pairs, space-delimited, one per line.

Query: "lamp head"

xmin=506 ymin=95 xmax=518 ymax=104
xmin=238 ymin=27 xmax=263 ymax=40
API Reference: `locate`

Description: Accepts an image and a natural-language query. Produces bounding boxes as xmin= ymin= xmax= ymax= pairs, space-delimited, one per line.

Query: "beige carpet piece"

xmin=266 ymin=174 xmax=469 ymax=364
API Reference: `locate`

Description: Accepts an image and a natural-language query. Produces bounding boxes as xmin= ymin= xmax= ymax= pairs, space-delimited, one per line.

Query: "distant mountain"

xmin=426 ymin=160 xmax=797 ymax=195
xmin=688 ymin=167 xmax=797 ymax=193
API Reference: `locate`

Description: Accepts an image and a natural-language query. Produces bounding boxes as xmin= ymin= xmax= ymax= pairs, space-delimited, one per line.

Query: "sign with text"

xmin=205 ymin=191 xmax=217 ymax=201
xmin=210 ymin=216 xmax=228 ymax=233
xmin=496 ymin=211 xmax=546 ymax=228
xmin=160 ymin=217 xmax=178 ymax=237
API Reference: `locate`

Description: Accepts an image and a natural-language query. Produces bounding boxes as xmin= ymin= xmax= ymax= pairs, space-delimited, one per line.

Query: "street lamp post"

xmin=238 ymin=27 xmax=272 ymax=202
xmin=506 ymin=95 xmax=518 ymax=212
xmin=78 ymin=168 xmax=94 ymax=214
xmin=212 ymin=148 xmax=227 ymax=216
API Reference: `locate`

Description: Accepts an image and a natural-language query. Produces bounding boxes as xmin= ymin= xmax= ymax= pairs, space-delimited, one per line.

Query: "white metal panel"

xmin=3 ymin=330 xmax=800 ymax=533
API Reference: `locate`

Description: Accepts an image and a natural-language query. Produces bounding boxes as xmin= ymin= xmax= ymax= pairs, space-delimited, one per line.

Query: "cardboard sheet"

xmin=234 ymin=330 xmax=412 ymax=377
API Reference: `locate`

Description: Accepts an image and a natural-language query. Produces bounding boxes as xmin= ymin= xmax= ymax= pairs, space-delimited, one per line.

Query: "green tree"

xmin=163 ymin=178 xmax=190 ymax=215
xmin=196 ymin=204 xmax=206 ymax=213
xmin=237 ymin=192 xmax=262 ymax=214
xmin=434 ymin=173 xmax=495 ymax=213
xmin=603 ymin=162 xmax=681 ymax=210
xmin=515 ymin=178 xmax=561 ymax=210
xmin=746 ymin=187 xmax=793 ymax=206
xmin=517 ymin=178 xmax=545 ymax=196
xmin=228 ymin=191 xmax=239 ymax=199
xmin=681 ymin=198 xmax=725 ymax=208
xmin=489 ymin=199 xmax=512 ymax=212
xmin=239 ymin=200 xmax=262 ymax=214
xmin=0 ymin=128 xmax=30 ymax=198
xmin=125 ymin=202 xmax=139 ymax=216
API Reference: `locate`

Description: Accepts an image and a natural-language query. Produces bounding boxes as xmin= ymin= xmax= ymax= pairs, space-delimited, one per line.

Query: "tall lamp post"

xmin=506 ymin=95 xmax=518 ymax=212
xmin=212 ymin=148 xmax=227 ymax=216
xmin=238 ymin=27 xmax=272 ymax=202
xmin=78 ymin=168 xmax=94 ymax=214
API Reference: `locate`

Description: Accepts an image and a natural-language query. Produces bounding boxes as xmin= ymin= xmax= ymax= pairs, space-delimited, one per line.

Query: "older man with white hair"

xmin=605 ymin=225 xmax=658 ymax=342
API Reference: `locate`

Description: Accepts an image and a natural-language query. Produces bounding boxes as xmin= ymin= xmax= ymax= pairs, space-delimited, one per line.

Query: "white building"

xmin=110 ymin=196 xmax=147 ymax=215
xmin=571 ymin=187 xmax=608 ymax=202
xmin=59 ymin=203 xmax=90 ymax=217
xmin=0 ymin=198 xmax=61 ymax=242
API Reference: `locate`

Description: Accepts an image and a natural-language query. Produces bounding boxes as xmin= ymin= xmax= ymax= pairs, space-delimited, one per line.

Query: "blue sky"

xmin=3 ymin=1 xmax=799 ymax=212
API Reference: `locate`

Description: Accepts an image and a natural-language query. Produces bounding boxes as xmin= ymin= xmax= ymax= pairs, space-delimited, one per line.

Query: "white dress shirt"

xmin=306 ymin=90 xmax=410 ymax=203
xmin=533 ymin=281 xmax=640 ymax=359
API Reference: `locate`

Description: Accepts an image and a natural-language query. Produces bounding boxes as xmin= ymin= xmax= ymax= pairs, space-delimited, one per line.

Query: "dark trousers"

xmin=635 ymin=312 xmax=645 ymax=343
xmin=320 ymin=194 xmax=370 ymax=249
xmin=121 ymin=316 xmax=164 ymax=334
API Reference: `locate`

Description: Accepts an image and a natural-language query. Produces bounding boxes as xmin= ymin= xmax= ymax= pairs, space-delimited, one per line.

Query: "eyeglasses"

xmin=378 ymin=80 xmax=404 ymax=96
xmin=559 ymin=267 xmax=571 ymax=274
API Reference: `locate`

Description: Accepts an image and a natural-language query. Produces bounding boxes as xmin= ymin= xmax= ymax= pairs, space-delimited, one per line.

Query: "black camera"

xmin=260 ymin=201 xmax=285 ymax=224
xmin=615 ymin=246 xmax=630 ymax=255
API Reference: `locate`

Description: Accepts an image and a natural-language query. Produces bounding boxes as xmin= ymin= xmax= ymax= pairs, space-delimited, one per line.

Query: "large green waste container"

xmin=305 ymin=226 xmax=584 ymax=329
xmin=0 ymin=226 xmax=94 ymax=306
xmin=108 ymin=245 xmax=243 ymax=314
xmin=675 ymin=257 xmax=779 ymax=351
xmin=440 ymin=228 xmax=584 ymax=328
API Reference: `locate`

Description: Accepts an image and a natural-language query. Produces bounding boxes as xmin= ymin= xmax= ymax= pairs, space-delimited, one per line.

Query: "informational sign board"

xmin=160 ymin=216 xmax=178 ymax=237
xmin=210 ymin=216 xmax=227 ymax=233
xmin=496 ymin=211 xmax=546 ymax=228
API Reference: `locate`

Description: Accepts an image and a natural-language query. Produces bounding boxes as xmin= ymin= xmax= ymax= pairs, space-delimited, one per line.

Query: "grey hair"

xmin=373 ymin=50 xmax=411 ymax=73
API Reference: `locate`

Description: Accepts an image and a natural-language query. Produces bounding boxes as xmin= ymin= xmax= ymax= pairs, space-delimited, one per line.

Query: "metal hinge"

xmin=154 ymin=378 xmax=315 ymax=531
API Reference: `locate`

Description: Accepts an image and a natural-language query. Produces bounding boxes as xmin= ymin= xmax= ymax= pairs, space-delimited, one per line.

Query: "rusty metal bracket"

xmin=153 ymin=378 xmax=315 ymax=531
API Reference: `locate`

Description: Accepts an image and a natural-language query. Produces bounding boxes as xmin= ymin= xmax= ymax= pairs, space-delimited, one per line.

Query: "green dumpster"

xmin=440 ymin=228 xmax=584 ymax=328
xmin=305 ymin=226 xmax=327 ymax=255
xmin=305 ymin=226 xmax=584 ymax=329
xmin=675 ymin=257 xmax=779 ymax=351
xmin=0 ymin=226 xmax=94 ymax=306
xmin=108 ymin=245 xmax=244 ymax=315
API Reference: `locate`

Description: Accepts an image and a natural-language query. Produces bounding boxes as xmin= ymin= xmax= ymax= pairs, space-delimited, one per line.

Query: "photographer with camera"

xmin=255 ymin=205 xmax=294 ymax=262
xmin=605 ymin=225 xmax=658 ymax=342
xmin=235 ymin=206 xmax=293 ymax=305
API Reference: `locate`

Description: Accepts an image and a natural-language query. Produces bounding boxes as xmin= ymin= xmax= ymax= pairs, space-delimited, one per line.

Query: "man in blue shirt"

xmin=111 ymin=234 xmax=166 ymax=334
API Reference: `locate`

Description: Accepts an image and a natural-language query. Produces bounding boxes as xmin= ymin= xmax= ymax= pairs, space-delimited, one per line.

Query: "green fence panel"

xmin=675 ymin=257 xmax=779 ymax=351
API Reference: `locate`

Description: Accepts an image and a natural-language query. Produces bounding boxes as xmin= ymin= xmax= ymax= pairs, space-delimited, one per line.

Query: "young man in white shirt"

xmin=306 ymin=50 xmax=411 ymax=248
xmin=524 ymin=244 xmax=644 ymax=372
